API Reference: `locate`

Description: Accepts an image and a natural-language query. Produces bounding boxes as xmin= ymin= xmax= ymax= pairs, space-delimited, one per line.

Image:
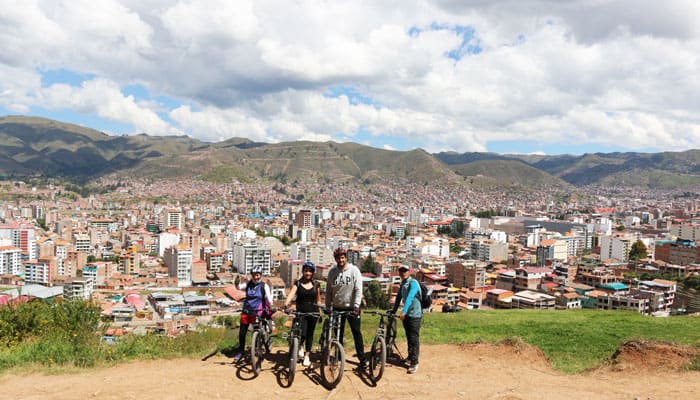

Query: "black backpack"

xmin=418 ymin=281 xmax=433 ymax=309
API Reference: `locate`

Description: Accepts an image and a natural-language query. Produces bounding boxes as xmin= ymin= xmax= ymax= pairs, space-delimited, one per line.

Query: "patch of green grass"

xmin=3 ymin=307 xmax=700 ymax=375
xmin=360 ymin=309 xmax=700 ymax=373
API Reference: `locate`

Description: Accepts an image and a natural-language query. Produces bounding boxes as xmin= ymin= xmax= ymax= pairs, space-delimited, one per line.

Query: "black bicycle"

xmin=248 ymin=311 xmax=274 ymax=377
xmin=318 ymin=306 xmax=354 ymax=388
xmin=283 ymin=309 xmax=320 ymax=385
xmin=365 ymin=310 xmax=402 ymax=382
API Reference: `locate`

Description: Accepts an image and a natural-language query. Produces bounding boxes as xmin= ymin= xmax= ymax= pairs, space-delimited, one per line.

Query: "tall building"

xmin=233 ymin=242 xmax=272 ymax=275
xmin=0 ymin=222 xmax=37 ymax=260
xmin=166 ymin=209 xmax=183 ymax=231
xmin=600 ymin=235 xmax=633 ymax=262
xmin=0 ymin=245 xmax=22 ymax=275
xmin=24 ymin=258 xmax=57 ymax=285
xmin=119 ymin=250 xmax=141 ymax=275
xmin=445 ymin=261 xmax=486 ymax=289
xmin=294 ymin=209 xmax=312 ymax=228
xmin=72 ymin=233 xmax=91 ymax=253
xmin=158 ymin=232 xmax=180 ymax=257
xmin=164 ymin=244 xmax=192 ymax=287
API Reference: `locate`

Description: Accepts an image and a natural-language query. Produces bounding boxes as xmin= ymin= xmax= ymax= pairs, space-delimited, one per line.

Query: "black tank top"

xmin=295 ymin=280 xmax=318 ymax=313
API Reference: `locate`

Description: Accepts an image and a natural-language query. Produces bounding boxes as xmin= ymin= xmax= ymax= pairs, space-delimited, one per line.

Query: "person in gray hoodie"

xmin=325 ymin=247 xmax=366 ymax=369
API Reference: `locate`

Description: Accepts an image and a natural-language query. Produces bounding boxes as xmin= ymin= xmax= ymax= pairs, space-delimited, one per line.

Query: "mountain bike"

xmin=318 ymin=306 xmax=353 ymax=388
xmin=248 ymin=310 xmax=274 ymax=377
xmin=365 ymin=310 xmax=402 ymax=382
xmin=283 ymin=309 xmax=320 ymax=385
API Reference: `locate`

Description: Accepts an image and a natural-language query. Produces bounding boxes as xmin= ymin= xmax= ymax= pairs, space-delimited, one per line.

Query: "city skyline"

xmin=1 ymin=1 xmax=699 ymax=155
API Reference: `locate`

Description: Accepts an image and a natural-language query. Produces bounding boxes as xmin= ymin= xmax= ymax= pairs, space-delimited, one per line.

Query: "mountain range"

xmin=2 ymin=115 xmax=699 ymax=190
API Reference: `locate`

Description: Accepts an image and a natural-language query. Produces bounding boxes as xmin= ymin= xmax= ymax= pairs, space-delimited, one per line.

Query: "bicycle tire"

xmin=321 ymin=340 xmax=345 ymax=388
xmin=369 ymin=335 xmax=386 ymax=382
xmin=288 ymin=336 xmax=299 ymax=385
xmin=250 ymin=331 xmax=263 ymax=377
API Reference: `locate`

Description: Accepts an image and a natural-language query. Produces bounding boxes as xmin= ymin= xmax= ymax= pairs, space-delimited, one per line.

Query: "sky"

xmin=1 ymin=0 xmax=699 ymax=155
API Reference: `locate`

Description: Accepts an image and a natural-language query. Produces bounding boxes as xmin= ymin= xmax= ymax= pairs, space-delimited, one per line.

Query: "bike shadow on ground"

xmin=265 ymin=349 xmax=328 ymax=389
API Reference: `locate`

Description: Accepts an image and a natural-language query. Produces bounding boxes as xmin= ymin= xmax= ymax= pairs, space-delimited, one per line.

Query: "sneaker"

xmin=302 ymin=354 xmax=311 ymax=367
xmin=298 ymin=348 xmax=305 ymax=359
xmin=358 ymin=359 xmax=368 ymax=371
xmin=233 ymin=352 xmax=243 ymax=362
xmin=407 ymin=364 xmax=418 ymax=374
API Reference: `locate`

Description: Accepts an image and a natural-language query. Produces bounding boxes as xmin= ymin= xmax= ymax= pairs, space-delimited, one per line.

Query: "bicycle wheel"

xmin=250 ymin=331 xmax=263 ymax=377
xmin=369 ymin=335 xmax=386 ymax=382
xmin=321 ymin=340 xmax=345 ymax=388
xmin=288 ymin=336 xmax=299 ymax=385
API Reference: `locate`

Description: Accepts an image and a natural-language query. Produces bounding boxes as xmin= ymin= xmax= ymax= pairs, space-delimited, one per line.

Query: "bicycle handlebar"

xmin=364 ymin=310 xmax=400 ymax=318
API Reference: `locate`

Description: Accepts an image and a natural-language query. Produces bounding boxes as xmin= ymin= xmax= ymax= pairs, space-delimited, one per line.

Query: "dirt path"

xmin=1 ymin=343 xmax=698 ymax=400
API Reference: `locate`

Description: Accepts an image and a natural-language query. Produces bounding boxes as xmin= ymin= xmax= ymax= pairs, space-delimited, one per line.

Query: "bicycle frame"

xmin=365 ymin=310 xmax=403 ymax=382
xmin=318 ymin=306 xmax=352 ymax=388
xmin=248 ymin=310 xmax=273 ymax=377
xmin=283 ymin=309 xmax=320 ymax=385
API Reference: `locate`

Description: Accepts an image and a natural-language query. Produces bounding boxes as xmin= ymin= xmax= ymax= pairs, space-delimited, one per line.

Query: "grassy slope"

xmin=2 ymin=309 xmax=699 ymax=375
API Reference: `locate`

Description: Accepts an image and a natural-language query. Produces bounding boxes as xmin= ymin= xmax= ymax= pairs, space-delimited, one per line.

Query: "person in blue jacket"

xmin=390 ymin=265 xmax=422 ymax=374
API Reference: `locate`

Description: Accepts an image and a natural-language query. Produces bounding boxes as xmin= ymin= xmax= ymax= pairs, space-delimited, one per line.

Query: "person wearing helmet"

xmin=234 ymin=265 xmax=273 ymax=361
xmin=284 ymin=260 xmax=321 ymax=367
xmin=325 ymin=247 xmax=366 ymax=370
xmin=390 ymin=265 xmax=422 ymax=374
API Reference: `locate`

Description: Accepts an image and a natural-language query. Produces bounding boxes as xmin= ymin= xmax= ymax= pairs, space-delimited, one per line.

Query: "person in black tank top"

xmin=284 ymin=261 xmax=321 ymax=367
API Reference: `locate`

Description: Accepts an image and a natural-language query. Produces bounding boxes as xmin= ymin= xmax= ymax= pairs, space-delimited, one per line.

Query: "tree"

xmin=361 ymin=254 xmax=376 ymax=274
xmin=629 ymin=240 xmax=648 ymax=261
xmin=363 ymin=281 xmax=389 ymax=309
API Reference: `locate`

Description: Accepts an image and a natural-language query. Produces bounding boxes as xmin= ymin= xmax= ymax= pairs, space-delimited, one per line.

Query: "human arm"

xmin=352 ymin=267 xmax=363 ymax=313
xmin=325 ymin=269 xmax=334 ymax=310
xmin=400 ymin=279 xmax=420 ymax=318
xmin=390 ymin=283 xmax=401 ymax=314
xmin=263 ymin=283 xmax=273 ymax=309
xmin=284 ymin=283 xmax=298 ymax=308
xmin=315 ymin=282 xmax=322 ymax=311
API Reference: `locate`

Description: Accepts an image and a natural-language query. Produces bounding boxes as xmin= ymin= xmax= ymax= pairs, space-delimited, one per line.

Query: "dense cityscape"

xmin=1 ymin=177 xmax=699 ymax=339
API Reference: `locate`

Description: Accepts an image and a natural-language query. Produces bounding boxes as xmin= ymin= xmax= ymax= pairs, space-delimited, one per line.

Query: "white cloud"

xmin=2 ymin=0 xmax=700 ymax=153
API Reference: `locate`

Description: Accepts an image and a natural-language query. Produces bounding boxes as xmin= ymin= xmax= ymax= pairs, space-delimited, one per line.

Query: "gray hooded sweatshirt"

xmin=325 ymin=263 xmax=363 ymax=310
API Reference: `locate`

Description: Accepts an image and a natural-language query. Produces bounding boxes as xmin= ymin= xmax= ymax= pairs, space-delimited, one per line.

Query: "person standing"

xmin=284 ymin=261 xmax=321 ymax=367
xmin=390 ymin=265 xmax=422 ymax=374
xmin=325 ymin=247 xmax=366 ymax=369
xmin=234 ymin=265 xmax=272 ymax=360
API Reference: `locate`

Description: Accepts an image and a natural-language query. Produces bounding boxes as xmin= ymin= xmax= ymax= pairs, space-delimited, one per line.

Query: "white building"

xmin=158 ymin=232 xmax=180 ymax=257
xmin=233 ymin=242 xmax=272 ymax=275
xmin=600 ymin=235 xmax=633 ymax=262
xmin=164 ymin=245 xmax=192 ymax=287
xmin=0 ymin=245 xmax=22 ymax=275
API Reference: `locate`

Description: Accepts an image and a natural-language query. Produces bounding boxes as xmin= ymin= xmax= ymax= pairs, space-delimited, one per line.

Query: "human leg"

xmin=402 ymin=316 xmax=421 ymax=369
xmin=346 ymin=313 xmax=365 ymax=363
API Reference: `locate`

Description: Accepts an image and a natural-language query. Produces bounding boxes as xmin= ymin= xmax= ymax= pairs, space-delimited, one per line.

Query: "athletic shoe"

xmin=407 ymin=364 xmax=418 ymax=374
xmin=298 ymin=348 xmax=305 ymax=358
xmin=233 ymin=352 xmax=243 ymax=361
xmin=303 ymin=355 xmax=311 ymax=367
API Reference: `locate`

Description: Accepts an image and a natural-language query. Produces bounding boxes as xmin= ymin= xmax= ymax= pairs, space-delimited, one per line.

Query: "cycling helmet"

xmin=333 ymin=247 xmax=348 ymax=259
xmin=302 ymin=261 xmax=316 ymax=272
xmin=250 ymin=265 xmax=262 ymax=274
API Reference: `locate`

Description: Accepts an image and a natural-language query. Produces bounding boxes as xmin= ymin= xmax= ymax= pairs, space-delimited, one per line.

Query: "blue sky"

xmin=1 ymin=1 xmax=699 ymax=155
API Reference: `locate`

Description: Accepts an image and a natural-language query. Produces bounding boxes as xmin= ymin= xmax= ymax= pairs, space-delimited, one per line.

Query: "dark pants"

xmin=238 ymin=323 xmax=249 ymax=352
xmin=402 ymin=316 xmax=421 ymax=366
xmin=300 ymin=315 xmax=318 ymax=353
xmin=338 ymin=310 xmax=365 ymax=362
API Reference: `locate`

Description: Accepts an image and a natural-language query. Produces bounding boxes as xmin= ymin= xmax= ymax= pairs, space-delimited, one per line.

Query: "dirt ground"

xmin=1 ymin=341 xmax=698 ymax=400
